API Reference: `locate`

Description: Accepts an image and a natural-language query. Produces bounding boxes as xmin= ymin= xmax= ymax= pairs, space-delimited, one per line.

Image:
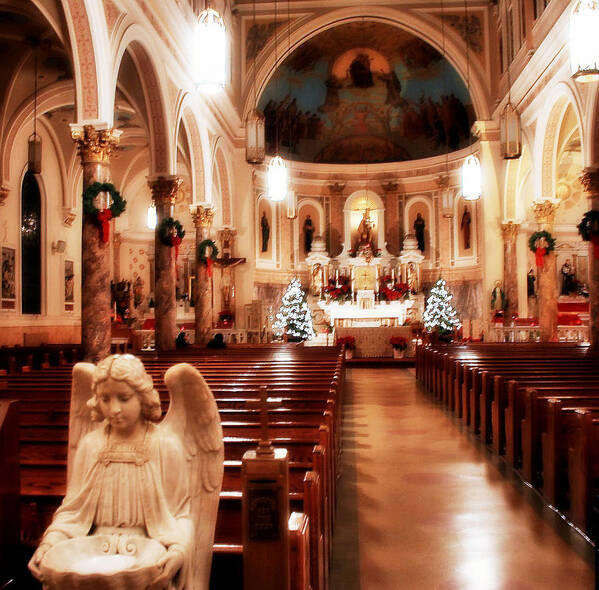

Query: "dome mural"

xmin=258 ymin=21 xmax=475 ymax=164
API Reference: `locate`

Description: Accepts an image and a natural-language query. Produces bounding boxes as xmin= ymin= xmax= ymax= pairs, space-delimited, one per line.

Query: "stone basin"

xmin=40 ymin=534 xmax=166 ymax=590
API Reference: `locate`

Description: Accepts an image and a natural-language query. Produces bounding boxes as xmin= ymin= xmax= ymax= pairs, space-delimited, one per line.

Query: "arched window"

xmin=21 ymin=171 xmax=41 ymax=314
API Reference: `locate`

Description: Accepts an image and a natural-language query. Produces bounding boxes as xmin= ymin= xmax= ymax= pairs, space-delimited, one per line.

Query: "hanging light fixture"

xmin=267 ymin=155 xmax=288 ymax=201
xmin=147 ymin=203 xmax=157 ymax=229
xmin=439 ymin=0 xmax=454 ymax=217
xmin=246 ymin=0 xmax=265 ymax=164
xmin=195 ymin=4 xmax=227 ymax=92
xmin=500 ymin=1 xmax=522 ymax=158
xmin=27 ymin=46 xmax=41 ymax=174
xmin=266 ymin=0 xmax=289 ymax=202
xmin=570 ymin=0 xmax=599 ymax=82
xmin=460 ymin=0 xmax=481 ymax=201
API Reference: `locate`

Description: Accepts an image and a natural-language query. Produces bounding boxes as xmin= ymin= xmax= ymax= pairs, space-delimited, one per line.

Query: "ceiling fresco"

xmin=258 ymin=21 xmax=475 ymax=164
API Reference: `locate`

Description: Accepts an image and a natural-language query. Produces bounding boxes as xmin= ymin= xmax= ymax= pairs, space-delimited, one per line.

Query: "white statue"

xmin=28 ymin=354 xmax=224 ymax=590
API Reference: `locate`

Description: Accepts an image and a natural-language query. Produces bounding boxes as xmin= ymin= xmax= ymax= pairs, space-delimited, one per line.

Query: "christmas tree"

xmin=423 ymin=278 xmax=461 ymax=337
xmin=273 ymin=278 xmax=315 ymax=341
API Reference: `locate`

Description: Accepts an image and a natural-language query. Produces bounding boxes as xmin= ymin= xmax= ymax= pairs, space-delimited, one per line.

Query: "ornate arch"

xmin=213 ymin=142 xmax=232 ymax=226
xmin=112 ymin=27 xmax=173 ymax=175
xmin=243 ymin=6 xmax=491 ymax=122
xmin=535 ymin=82 xmax=584 ymax=200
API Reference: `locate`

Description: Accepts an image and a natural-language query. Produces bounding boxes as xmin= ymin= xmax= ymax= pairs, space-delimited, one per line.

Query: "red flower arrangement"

xmin=324 ymin=275 xmax=352 ymax=302
xmin=390 ymin=336 xmax=408 ymax=350
xmin=336 ymin=336 xmax=356 ymax=350
xmin=379 ymin=278 xmax=410 ymax=301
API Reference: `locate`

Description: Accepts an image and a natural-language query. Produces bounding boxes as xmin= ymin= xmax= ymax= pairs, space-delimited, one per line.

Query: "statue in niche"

xmin=413 ymin=213 xmax=426 ymax=253
xmin=490 ymin=280 xmax=506 ymax=317
xmin=260 ymin=212 xmax=270 ymax=253
xmin=560 ymin=259 xmax=576 ymax=296
xmin=29 ymin=354 xmax=224 ymax=590
xmin=460 ymin=205 xmax=472 ymax=250
xmin=527 ymin=268 xmax=536 ymax=298
xmin=303 ymin=215 xmax=315 ymax=254
xmin=356 ymin=209 xmax=375 ymax=250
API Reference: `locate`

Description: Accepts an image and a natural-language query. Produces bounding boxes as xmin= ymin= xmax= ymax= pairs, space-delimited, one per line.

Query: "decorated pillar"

xmin=382 ymin=181 xmax=399 ymax=255
xmin=190 ymin=203 xmax=216 ymax=344
xmin=579 ymin=168 xmax=599 ymax=354
xmin=148 ymin=176 xmax=183 ymax=352
xmin=328 ymin=182 xmax=345 ymax=257
xmin=71 ymin=124 xmax=121 ymax=362
xmin=501 ymin=221 xmax=520 ymax=325
xmin=532 ymin=199 xmax=560 ymax=342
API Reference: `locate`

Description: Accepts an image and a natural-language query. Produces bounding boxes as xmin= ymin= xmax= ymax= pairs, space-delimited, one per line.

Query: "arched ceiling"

xmin=258 ymin=21 xmax=474 ymax=165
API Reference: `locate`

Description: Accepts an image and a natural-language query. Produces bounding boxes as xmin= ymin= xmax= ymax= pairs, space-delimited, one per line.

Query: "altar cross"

xmin=245 ymin=385 xmax=284 ymax=456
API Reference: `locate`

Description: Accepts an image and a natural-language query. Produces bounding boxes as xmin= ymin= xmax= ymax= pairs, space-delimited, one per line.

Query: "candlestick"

xmin=391 ymin=268 xmax=395 ymax=282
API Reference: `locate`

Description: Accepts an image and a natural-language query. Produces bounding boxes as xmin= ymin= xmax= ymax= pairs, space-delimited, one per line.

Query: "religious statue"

xmin=406 ymin=262 xmax=418 ymax=293
xmin=527 ymin=268 xmax=536 ymax=298
xmin=260 ymin=212 xmax=270 ymax=253
xmin=303 ymin=215 xmax=315 ymax=254
xmin=221 ymin=267 xmax=232 ymax=310
xmin=460 ymin=205 xmax=472 ymax=250
xmin=356 ymin=209 xmax=374 ymax=250
xmin=413 ymin=213 xmax=425 ymax=253
xmin=133 ymin=276 xmax=144 ymax=308
xmin=490 ymin=280 xmax=506 ymax=316
xmin=29 ymin=355 xmax=224 ymax=590
xmin=560 ymin=259 xmax=576 ymax=296
xmin=311 ymin=263 xmax=323 ymax=298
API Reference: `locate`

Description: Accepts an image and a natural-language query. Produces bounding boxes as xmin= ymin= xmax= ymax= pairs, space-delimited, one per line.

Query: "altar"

xmin=335 ymin=325 xmax=414 ymax=358
xmin=318 ymin=299 xmax=413 ymax=327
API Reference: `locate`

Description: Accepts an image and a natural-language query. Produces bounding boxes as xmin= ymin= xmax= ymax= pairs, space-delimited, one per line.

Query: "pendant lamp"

xmin=246 ymin=0 xmax=265 ymax=163
xmin=571 ymin=0 xmax=599 ymax=82
xmin=28 ymin=50 xmax=41 ymax=174
xmin=460 ymin=0 xmax=481 ymax=200
xmin=267 ymin=155 xmax=288 ymax=202
xmin=195 ymin=7 xmax=227 ymax=92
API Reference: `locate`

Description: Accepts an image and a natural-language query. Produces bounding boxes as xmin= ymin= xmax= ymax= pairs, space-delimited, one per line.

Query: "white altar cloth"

xmin=335 ymin=326 xmax=414 ymax=358
xmin=318 ymin=299 xmax=413 ymax=327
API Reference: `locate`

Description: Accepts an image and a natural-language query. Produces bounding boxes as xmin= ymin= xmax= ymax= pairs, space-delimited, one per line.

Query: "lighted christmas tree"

xmin=423 ymin=278 xmax=461 ymax=338
xmin=273 ymin=278 xmax=315 ymax=341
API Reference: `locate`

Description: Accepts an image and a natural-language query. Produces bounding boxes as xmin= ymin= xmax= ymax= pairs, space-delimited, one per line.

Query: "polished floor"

xmin=330 ymin=368 xmax=594 ymax=590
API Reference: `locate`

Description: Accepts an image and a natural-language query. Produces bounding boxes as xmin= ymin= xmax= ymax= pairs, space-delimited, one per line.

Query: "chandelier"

xmin=266 ymin=155 xmax=288 ymax=202
xmin=570 ymin=0 xmax=599 ymax=82
xmin=245 ymin=0 xmax=265 ymax=164
xmin=460 ymin=0 xmax=481 ymax=200
xmin=195 ymin=7 xmax=227 ymax=91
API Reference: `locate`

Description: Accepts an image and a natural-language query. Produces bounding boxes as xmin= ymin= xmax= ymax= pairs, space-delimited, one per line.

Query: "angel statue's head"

xmin=88 ymin=354 xmax=162 ymax=423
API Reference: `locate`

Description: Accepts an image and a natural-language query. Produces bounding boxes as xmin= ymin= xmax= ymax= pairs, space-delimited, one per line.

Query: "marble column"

xmin=501 ymin=221 xmax=520 ymax=325
xmin=382 ymin=181 xmax=399 ymax=255
xmin=148 ymin=176 xmax=182 ymax=352
xmin=71 ymin=125 xmax=120 ymax=362
xmin=328 ymin=182 xmax=345 ymax=257
xmin=532 ymin=199 xmax=560 ymax=342
xmin=190 ymin=204 xmax=216 ymax=345
xmin=580 ymin=168 xmax=599 ymax=355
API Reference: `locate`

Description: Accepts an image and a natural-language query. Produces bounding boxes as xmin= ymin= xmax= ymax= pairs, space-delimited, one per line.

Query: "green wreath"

xmin=528 ymin=230 xmax=556 ymax=254
xmin=198 ymin=239 xmax=219 ymax=262
xmin=577 ymin=210 xmax=599 ymax=241
xmin=158 ymin=217 xmax=185 ymax=247
xmin=82 ymin=182 xmax=126 ymax=218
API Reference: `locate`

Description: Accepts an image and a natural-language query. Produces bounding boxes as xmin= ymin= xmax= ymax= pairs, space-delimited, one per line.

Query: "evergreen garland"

xmin=158 ymin=217 xmax=185 ymax=247
xmin=528 ymin=230 xmax=556 ymax=254
xmin=198 ymin=239 xmax=219 ymax=262
xmin=577 ymin=210 xmax=599 ymax=241
xmin=82 ymin=182 xmax=126 ymax=218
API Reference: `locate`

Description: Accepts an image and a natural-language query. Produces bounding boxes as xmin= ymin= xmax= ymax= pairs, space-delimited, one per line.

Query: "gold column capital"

xmin=190 ymin=203 xmax=216 ymax=229
xmin=0 ymin=186 xmax=9 ymax=206
xmin=500 ymin=220 xmax=520 ymax=241
xmin=579 ymin=167 xmax=599 ymax=195
xmin=71 ymin=124 xmax=121 ymax=164
xmin=532 ymin=198 xmax=560 ymax=228
xmin=148 ymin=175 xmax=183 ymax=207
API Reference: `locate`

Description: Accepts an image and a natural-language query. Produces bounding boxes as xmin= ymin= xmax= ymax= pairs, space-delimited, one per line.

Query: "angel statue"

xmin=28 ymin=354 xmax=224 ymax=590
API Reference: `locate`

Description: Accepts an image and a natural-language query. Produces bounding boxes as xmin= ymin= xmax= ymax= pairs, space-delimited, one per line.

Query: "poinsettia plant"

xmin=379 ymin=277 xmax=410 ymax=301
xmin=324 ymin=275 xmax=352 ymax=302
xmin=336 ymin=335 xmax=355 ymax=350
xmin=390 ymin=336 xmax=408 ymax=350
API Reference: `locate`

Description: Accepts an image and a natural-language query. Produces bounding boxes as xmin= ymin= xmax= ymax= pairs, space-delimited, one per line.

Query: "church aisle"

xmin=330 ymin=368 xmax=594 ymax=590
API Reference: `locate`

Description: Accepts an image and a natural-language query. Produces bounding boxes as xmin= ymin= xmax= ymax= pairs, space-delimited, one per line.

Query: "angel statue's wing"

xmin=163 ymin=362 xmax=224 ymax=590
xmin=66 ymin=362 xmax=96 ymax=487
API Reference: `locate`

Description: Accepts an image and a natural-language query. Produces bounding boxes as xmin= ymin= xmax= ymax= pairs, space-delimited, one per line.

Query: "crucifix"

xmin=245 ymin=385 xmax=283 ymax=456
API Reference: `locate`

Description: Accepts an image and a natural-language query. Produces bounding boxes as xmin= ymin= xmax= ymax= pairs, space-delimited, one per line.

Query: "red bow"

xmin=591 ymin=235 xmax=599 ymax=260
xmin=206 ymin=257 xmax=214 ymax=277
xmin=171 ymin=235 xmax=182 ymax=260
xmin=535 ymin=247 xmax=547 ymax=268
xmin=96 ymin=209 xmax=113 ymax=243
